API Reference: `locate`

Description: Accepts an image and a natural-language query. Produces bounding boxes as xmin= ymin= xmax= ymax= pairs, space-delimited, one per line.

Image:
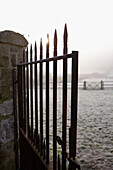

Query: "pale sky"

xmin=1 ymin=0 xmax=113 ymax=75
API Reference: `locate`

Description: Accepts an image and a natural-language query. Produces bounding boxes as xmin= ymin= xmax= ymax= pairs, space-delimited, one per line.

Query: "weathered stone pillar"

xmin=0 ymin=30 xmax=28 ymax=170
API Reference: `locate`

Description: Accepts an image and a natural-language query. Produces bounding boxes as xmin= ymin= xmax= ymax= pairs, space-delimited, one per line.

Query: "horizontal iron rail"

xmin=17 ymin=53 xmax=72 ymax=66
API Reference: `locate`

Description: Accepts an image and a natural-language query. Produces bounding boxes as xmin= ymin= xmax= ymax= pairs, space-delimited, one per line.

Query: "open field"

xmin=32 ymin=89 xmax=113 ymax=169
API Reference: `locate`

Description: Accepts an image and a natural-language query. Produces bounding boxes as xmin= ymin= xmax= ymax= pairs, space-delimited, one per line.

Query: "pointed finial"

xmin=47 ymin=34 xmax=49 ymax=45
xmin=63 ymin=24 xmax=68 ymax=54
xmin=40 ymin=38 xmax=43 ymax=59
xmin=40 ymin=38 xmax=42 ymax=48
xmin=30 ymin=44 xmax=32 ymax=61
xmin=26 ymin=47 xmax=28 ymax=62
xmin=35 ymin=41 xmax=37 ymax=61
xmin=23 ymin=49 xmax=25 ymax=62
xmin=54 ymin=29 xmax=57 ymax=56
xmin=46 ymin=34 xmax=49 ymax=58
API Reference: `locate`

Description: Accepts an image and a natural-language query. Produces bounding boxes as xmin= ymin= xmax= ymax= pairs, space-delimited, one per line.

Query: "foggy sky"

xmin=0 ymin=0 xmax=113 ymax=75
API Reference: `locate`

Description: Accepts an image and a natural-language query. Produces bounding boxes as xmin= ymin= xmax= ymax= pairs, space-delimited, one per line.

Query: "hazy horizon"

xmin=1 ymin=0 xmax=113 ymax=75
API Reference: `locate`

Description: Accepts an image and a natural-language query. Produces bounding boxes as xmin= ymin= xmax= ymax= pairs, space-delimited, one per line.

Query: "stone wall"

xmin=0 ymin=30 xmax=28 ymax=170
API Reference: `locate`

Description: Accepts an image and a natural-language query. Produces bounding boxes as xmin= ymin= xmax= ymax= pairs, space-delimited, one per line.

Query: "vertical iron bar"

xmin=37 ymin=134 xmax=40 ymax=152
xmin=17 ymin=65 xmax=23 ymax=169
xmin=35 ymin=42 xmax=38 ymax=145
xmin=69 ymin=128 xmax=71 ymax=158
xmin=62 ymin=24 xmax=68 ymax=170
xmin=58 ymin=154 xmax=60 ymax=170
xmin=40 ymin=38 xmax=43 ymax=155
xmin=13 ymin=69 xmax=19 ymax=170
xmin=53 ymin=29 xmax=57 ymax=170
xmin=18 ymin=65 xmax=23 ymax=129
xmin=43 ymin=139 xmax=46 ymax=160
xmin=30 ymin=45 xmax=33 ymax=141
xmin=46 ymin=34 xmax=49 ymax=164
xmin=23 ymin=50 xmax=26 ymax=133
xmin=70 ymin=51 xmax=78 ymax=158
xmin=26 ymin=47 xmax=30 ymax=137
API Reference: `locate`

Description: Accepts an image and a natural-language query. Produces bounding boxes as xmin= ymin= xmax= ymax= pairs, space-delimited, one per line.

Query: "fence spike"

xmin=54 ymin=29 xmax=57 ymax=56
xmin=26 ymin=47 xmax=28 ymax=62
xmin=63 ymin=24 xmax=68 ymax=54
xmin=35 ymin=41 xmax=37 ymax=61
xmin=46 ymin=34 xmax=49 ymax=57
xmin=30 ymin=44 xmax=32 ymax=61
xmin=23 ymin=49 xmax=25 ymax=62
xmin=40 ymin=38 xmax=43 ymax=59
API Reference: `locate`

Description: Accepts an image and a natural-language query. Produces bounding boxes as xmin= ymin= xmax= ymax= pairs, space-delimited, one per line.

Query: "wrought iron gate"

xmin=14 ymin=24 xmax=80 ymax=170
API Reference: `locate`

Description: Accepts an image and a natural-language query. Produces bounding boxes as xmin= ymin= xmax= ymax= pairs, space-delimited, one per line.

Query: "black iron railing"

xmin=16 ymin=24 xmax=80 ymax=170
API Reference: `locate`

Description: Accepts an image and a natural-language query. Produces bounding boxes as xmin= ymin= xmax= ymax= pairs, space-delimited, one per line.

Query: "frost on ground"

xmin=77 ymin=90 xmax=113 ymax=170
xmin=33 ymin=89 xmax=113 ymax=169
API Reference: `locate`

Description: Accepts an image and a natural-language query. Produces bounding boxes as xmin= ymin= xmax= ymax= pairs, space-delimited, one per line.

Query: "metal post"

xmin=30 ymin=45 xmax=33 ymax=141
xmin=26 ymin=48 xmax=30 ymax=137
xmin=101 ymin=80 xmax=104 ymax=90
xmin=13 ymin=69 xmax=19 ymax=170
xmin=84 ymin=81 xmax=86 ymax=90
xmin=62 ymin=24 xmax=68 ymax=170
xmin=70 ymin=51 xmax=78 ymax=158
xmin=35 ymin=42 xmax=38 ymax=146
xmin=53 ymin=29 xmax=57 ymax=170
xmin=40 ymin=38 xmax=43 ymax=156
xmin=46 ymin=34 xmax=49 ymax=164
xmin=23 ymin=50 xmax=26 ymax=133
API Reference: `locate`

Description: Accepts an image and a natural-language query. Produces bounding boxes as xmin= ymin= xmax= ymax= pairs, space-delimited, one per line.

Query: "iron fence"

xmin=16 ymin=24 xmax=80 ymax=170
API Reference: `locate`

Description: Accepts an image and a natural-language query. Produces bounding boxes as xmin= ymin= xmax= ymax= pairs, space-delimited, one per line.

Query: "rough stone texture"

xmin=1 ymin=114 xmax=14 ymax=144
xmin=0 ymin=140 xmax=15 ymax=170
xmin=0 ymin=100 xmax=13 ymax=117
xmin=0 ymin=30 xmax=28 ymax=170
xmin=0 ymin=33 xmax=28 ymax=104
xmin=0 ymin=30 xmax=28 ymax=47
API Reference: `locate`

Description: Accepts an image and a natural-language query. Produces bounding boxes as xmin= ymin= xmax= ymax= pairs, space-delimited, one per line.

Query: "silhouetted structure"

xmin=14 ymin=25 xmax=80 ymax=170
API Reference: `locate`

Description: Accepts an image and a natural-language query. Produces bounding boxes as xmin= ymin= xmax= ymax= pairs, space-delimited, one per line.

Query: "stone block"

xmin=0 ymin=86 xmax=12 ymax=103
xmin=17 ymin=52 xmax=23 ymax=63
xmin=10 ymin=48 xmax=17 ymax=52
xmin=0 ymin=55 xmax=9 ymax=67
xmin=0 ymin=113 xmax=14 ymax=144
xmin=1 ymin=68 xmax=12 ymax=81
xmin=0 ymin=140 xmax=15 ymax=170
xmin=11 ymin=54 xmax=16 ymax=67
xmin=0 ymin=68 xmax=1 ymax=78
xmin=0 ymin=30 xmax=28 ymax=47
xmin=0 ymin=44 xmax=10 ymax=56
xmin=0 ymin=100 xmax=13 ymax=117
